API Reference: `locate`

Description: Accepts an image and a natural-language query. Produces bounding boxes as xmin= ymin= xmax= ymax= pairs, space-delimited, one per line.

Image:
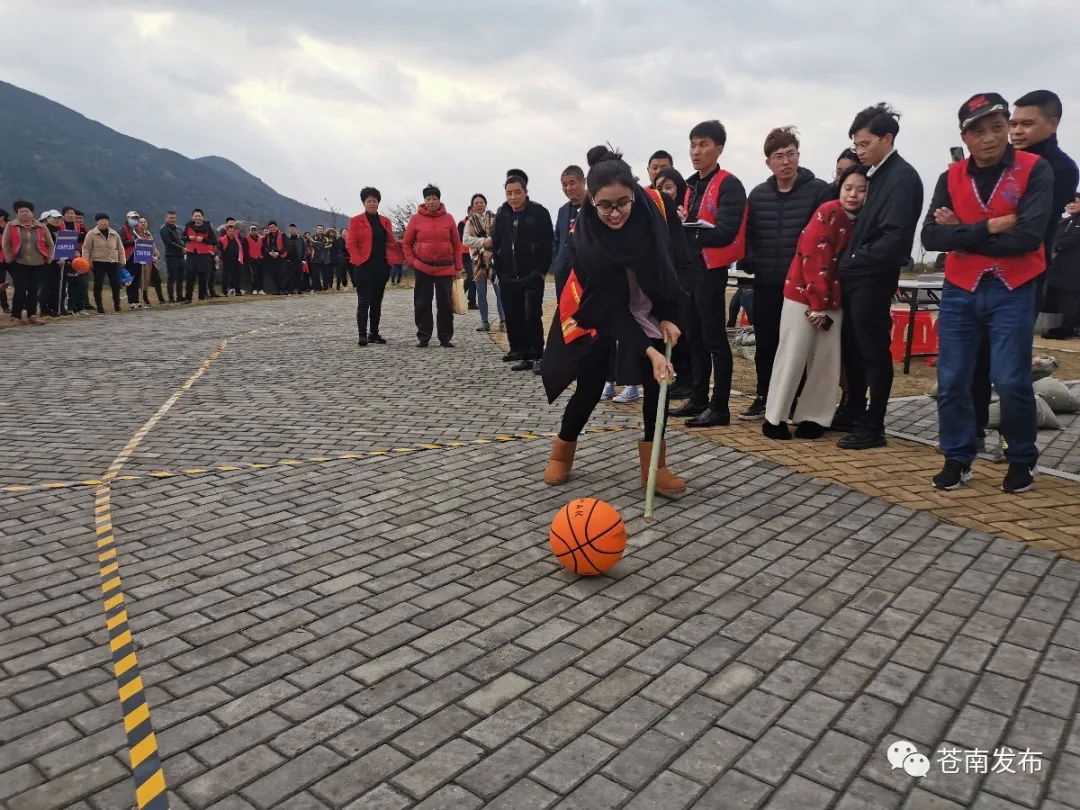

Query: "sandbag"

xmin=1032 ymin=356 xmax=1059 ymax=380
xmin=1034 ymin=377 xmax=1080 ymax=414
xmin=927 ymin=383 xmax=938 ymax=400
xmin=1037 ymin=394 xmax=1062 ymax=429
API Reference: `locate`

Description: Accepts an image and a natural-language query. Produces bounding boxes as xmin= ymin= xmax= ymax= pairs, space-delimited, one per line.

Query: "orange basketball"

xmin=71 ymin=257 xmax=91 ymax=274
xmin=549 ymin=498 xmax=626 ymax=576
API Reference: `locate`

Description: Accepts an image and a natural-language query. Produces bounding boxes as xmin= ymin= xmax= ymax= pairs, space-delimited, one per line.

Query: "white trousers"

xmin=764 ymin=298 xmax=843 ymax=426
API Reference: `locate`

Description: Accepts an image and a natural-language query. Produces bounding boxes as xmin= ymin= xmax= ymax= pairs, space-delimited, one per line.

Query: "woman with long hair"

xmin=541 ymin=146 xmax=691 ymax=496
xmin=137 ymin=217 xmax=164 ymax=306
xmin=460 ymin=193 xmax=505 ymax=332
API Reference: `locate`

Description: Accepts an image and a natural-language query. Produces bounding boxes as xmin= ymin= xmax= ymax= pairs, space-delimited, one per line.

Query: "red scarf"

xmin=9 ymin=223 xmax=51 ymax=259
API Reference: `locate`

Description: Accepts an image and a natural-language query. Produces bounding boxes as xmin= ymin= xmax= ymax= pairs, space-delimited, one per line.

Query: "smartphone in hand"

xmin=950 ymin=146 xmax=965 ymax=163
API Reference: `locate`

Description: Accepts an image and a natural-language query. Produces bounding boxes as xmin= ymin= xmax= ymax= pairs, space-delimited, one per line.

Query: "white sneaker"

xmin=613 ymin=385 xmax=642 ymax=403
xmin=601 ymin=382 xmax=616 ymax=400
xmin=227 ymin=288 xmax=235 ymax=296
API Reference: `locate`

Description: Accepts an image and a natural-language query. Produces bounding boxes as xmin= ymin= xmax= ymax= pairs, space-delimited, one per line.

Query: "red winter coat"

xmin=403 ymin=204 xmax=463 ymax=276
xmin=783 ymin=199 xmax=852 ymax=313
xmin=347 ymin=212 xmax=404 ymax=267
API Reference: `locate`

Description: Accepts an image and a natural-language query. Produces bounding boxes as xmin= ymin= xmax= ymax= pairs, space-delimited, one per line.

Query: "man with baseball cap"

xmin=922 ymin=92 xmax=1055 ymax=494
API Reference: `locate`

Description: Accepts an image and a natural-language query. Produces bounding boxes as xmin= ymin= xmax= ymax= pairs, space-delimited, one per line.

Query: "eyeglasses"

xmin=852 ymin=136 xmax=881 ymax=154
xmin=770 ymin=149 xmax=799 ymax=163
xmin=594 ymin=197 xmax=633 ymax=216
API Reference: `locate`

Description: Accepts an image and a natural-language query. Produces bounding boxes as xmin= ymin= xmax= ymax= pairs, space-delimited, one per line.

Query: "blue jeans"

xmin=937 ymin=277 xmax=1037 ymax=466
xmin=476 ymin=273 xmax=505 ymax=325
xmin=389 ymin=264 xmax=403 ymax=284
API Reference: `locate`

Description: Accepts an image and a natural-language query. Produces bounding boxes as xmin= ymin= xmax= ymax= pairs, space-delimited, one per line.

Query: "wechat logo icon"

xmin=887 ymin=740 xmax=930 ymax=778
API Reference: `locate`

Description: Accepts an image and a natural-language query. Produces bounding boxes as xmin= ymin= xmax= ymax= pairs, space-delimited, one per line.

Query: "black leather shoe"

xmin=668 ymin=385 xmax=693 ymax=400
xmin=762 ymin=420 xmax=791 ymax=439
xmin=357 ymin=337 xmax=368 ymax=346
xmin=829 ymin=410 xmax=859 ymax=432
xmin=418 ymin=340 xmax=429 ymax=348
xmin=369 ymin=334 xmax=387 ymax=344
xmin=794 ymin=421 xmax=826 ymax=439
xmin=503 ymin=352 xmax=522 ymax=363
xmin=532 ymin=360 xmax=542 ymax=375
xmin=739 ymin=396 xmax=766 ymax=420
xmin=686 ymin=408 xmax=730 ymax=428
xmin=512 ymin=359 xmax=533 ymax=371
xmin=671 ymin=401 xmax=706 ymax=418
xmin=441 ymin=341 xmax=455 ymax=348
xmin=837 ymin=429 xmax=887 ymax=450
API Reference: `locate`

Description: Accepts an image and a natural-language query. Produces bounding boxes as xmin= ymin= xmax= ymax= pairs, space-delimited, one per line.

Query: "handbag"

xmin=451 ymin=277 xmax=468 ymax=315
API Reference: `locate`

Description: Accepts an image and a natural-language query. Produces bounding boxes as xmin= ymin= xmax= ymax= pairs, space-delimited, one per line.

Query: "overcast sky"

xmin=3 ymin=0 xmax=1079 ymax=256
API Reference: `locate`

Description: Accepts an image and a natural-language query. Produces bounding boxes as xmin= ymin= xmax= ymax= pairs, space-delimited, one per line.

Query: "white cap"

xmin=39 ymin=209 xmax=62 ymax=220
xmin=125 ymin=210 xmax=139 ymax=218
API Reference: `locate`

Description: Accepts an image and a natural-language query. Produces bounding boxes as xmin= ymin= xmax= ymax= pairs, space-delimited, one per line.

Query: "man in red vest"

xmin=922 ymin=92 xmax=1054 ymax=494
xmin=671 ymin=119 xmax=746 ymax=428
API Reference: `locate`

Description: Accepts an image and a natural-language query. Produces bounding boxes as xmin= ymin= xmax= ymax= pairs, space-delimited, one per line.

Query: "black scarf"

xmin=542 ymin=185 xmax=683 ymax=404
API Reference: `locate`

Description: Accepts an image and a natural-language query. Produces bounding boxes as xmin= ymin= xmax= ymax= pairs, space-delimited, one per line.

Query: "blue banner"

xmin=134 ymin=239 xmax=154 ymax=264
xmin=54 ymin=231 xmax=78 ymax=260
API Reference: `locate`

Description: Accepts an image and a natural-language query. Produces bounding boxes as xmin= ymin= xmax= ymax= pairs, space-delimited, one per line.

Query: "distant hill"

xmin=0 ymin=80 xmax=335 ymax=229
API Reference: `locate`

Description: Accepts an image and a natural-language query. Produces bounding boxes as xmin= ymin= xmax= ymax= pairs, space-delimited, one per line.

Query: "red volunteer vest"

xmin=120 ymin=224 xmax=138 ymax=259
xmin=245 ymin=235 xmax=263 ymax=259
xmin=184 ymin=225 xmax=216 ymax=255
xmin=264 ymin=232 xmax=285 ymax=256
xmin=944 ymin=151 xmax=1045 ymax=292
xmin=8 ymin=223 xmax=51 ymax=259
xmin=219 ymin=233 xmax=244 ymax=263
xmin=683 ymin=168 xmax=748 ymax=268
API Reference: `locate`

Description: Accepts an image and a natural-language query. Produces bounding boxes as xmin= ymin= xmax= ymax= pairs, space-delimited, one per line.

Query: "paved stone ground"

xmin=886 ymin=388 xmax=1080 ymax=476
xmin=4 ymin=291 xmax=1080 ymax=809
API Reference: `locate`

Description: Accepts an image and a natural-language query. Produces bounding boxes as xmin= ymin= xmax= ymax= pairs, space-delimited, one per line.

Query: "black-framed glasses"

xmin=595 ymin=197 xmax=633 ymax=216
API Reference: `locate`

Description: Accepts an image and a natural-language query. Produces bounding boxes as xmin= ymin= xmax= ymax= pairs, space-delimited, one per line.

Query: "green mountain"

xmin=0 ymin=80 xmax=334 ymax=228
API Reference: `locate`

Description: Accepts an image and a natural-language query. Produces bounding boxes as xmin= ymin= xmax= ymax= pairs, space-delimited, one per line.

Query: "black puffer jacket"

xmin=491 ymin=199 xmax=554 ymax=284
xmin=742 ymin=167 xmax=831 ymax=286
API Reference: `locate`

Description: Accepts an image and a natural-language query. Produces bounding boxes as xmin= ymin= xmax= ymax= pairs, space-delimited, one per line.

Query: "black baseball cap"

xmin=959 ymin=92 xmax=1009 ymax=131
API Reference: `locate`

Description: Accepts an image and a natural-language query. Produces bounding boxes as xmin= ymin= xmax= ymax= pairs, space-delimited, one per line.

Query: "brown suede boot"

xmin=638 ymin=441 xmax=686 ymax=497
xmin=544 ymin=438 xmax=577 ymax=485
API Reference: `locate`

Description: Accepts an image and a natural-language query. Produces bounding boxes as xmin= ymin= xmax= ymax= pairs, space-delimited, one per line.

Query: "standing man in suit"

xmin=835 ymin=103 xmax=924 ymax=449
xmin=552 ymin=165 xmax=585 ymax=301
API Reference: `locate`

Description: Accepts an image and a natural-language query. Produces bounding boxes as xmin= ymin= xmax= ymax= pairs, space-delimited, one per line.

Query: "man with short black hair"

xmin=285 ymin=224 xmax=305 ymax=294
xmin=245 ymin=225 xmax=265 ymax=294
xmin=262 ymin=221 xmax=287 ymax=294
xmin=672 ymin=119 xmax=746 ymax=428
xmin=923 ymin=92 xmax=1054 ymax=494
xmin=835 ymin=103 xmax=924 ymax=449
xmin=160 ymin=211 xmax=185 ymax=303
xmin=552 ymin=164 xmax=585 ymax=300
xmin=184 ymin=208 xmax=217 ymax=302
xmin=493 ymin=172 xmax=553 ymax=372
xmin=219 ymin=218 xmax=245 ymax=296
xmin=741 ymin=126 xmax=832 ymax=419
xmin=647 ymin=150 xmax=674 ymax=186
xmin=60 ymin=205 xmax=89 ymax=314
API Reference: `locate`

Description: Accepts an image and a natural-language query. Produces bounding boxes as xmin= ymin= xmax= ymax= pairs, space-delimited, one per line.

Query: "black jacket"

xmin=286 ymin=234 xmax=305 ymax=262
xmin=311 ymin=234 xmax=334 ymax=264
xmin=920 ymin=147 xmax=1054 ymax=261
xmin=1048 ymin=215 xmax=1080 ymax=293
xmin=491 ymin=199 xmax=554 ymax=284
xmin=1021 ymin=135 xmax=1079 ymax=254
xmin=332 ymin=236 xmax=347 ymax=264
xmin=159 ymin=223 xmax=186 ymax=258
xmin=743 ymin=167 xmax=832 ymax=286
xmin=838 ymin=152 xmax=924 ymax=287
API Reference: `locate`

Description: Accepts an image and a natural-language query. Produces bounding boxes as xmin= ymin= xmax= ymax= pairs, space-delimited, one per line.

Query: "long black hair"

xmin=653 ymin=167 xmax=687 ymax=205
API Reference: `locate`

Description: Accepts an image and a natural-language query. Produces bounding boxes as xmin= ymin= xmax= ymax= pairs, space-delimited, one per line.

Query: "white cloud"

xmin=2 ymin=0 xmax=1079 ymax=255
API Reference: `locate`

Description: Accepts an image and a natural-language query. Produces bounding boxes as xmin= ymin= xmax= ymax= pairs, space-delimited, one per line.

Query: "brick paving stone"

xmin=9 ymin=295 xmax=1080 ymax=809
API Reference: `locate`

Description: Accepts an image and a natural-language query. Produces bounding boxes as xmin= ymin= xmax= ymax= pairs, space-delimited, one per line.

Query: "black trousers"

xmin=185 ymin=253 xmax=211 ymax=301
xmin=839 ymin=279 xmax=895 ymax=431
xmin=125 ymin=258 xmax=141 ymax=305
xmin=247 ymin=259 xmax=263 ymax=292
xmin=287 ymin=258 xmax=303 ymax=292
xmin=206 ymin=258 xmax=219 ymax=296
xmin=414 ymin=271 xmax=454 ymax=344
xmin=317 ymin=263 xmax=334 ymax=291
xmin=93 ymin=262 xmax=121 ymax=311
xmin=335 ymin=262 xmax=349 ymax=289
xmin=39 ymin=262 xmax=66 ymax=315
xmin=502 ymin=275 xmax=545 ymax=360
xmin=165 ymin=255 xmax=185 ymax=300
xmin=560 ymin=336 xmax=667 ymax=443
xmin=753 ymin=283 xmax=785 ymax=399
xmin=223 ymin=257 xmax=244 ymax=292
xmin=68 ymin=269 xmax=89 ymax=312
xmin=9 ymin=263 xmax=42 ymax=318
xmin=687 ymin=270 xmax=733 ymax=411
xmin=262 ymin=258 xmax=283 ymax=292
xmin=352 ymin=263 xmax=389 ymax=337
